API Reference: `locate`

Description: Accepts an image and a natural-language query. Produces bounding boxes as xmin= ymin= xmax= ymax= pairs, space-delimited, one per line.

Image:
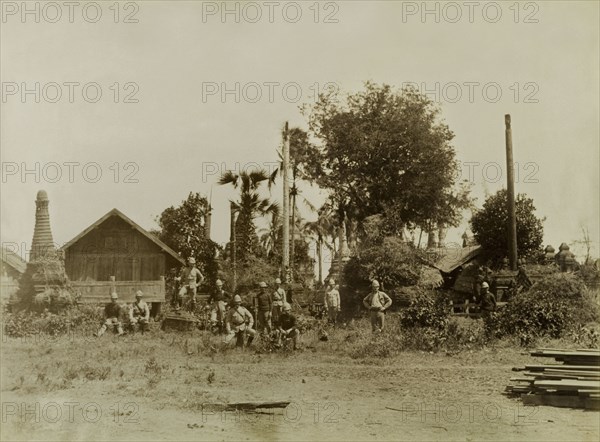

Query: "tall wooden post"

xmin=505 ymin=114 xmax=518 ymax=270
xmin=282 ymin=122 xmax=290 ymax=282
xmin=205 ymin=186 xmax=213 ymax=240
xmin=230 ymin=202 xmax=237 ymax=292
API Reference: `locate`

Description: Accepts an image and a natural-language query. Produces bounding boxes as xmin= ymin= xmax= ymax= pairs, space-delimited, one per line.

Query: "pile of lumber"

xmin=506 ymin=348 xmax=600 ymax=410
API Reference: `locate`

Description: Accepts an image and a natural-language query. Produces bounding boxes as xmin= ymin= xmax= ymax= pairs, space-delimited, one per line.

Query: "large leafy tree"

xmin=298 ymin=82 xmax=471 ymax=235
xmin=219 ymin=170 xmax=278 ymax=263
xmin=470 ymin=189 xmax=545 ymax=261
xmin=155 ymin=192 xmax=220 ymax=281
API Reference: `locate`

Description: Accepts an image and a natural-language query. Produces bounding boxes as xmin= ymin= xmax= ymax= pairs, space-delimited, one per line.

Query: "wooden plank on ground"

xmin=533 ymin=379 xmax=600 ymax=390
xmin=522 ymin=364 xmax=600 ymax=372
xmin=522 ymin=394 xmax=600 ymax=410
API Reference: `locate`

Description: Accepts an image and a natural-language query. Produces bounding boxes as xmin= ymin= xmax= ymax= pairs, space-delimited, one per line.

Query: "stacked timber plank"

xmin=506 ymin=348 xmax=600 ymax=410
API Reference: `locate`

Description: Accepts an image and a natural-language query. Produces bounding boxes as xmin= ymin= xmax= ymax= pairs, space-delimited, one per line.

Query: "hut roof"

xmin=61 ymin=208 xmax=185 ymax=265
xmin=1 ymin=247 xmax=27 ymax=274
xmin=433 ymin=245 xmax=482 ymax=274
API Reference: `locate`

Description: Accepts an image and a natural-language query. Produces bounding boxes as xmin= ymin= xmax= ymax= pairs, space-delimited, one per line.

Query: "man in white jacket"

xmin=324 ymin=279 xmax=341 ymax=325
xmin=362 ymin=280 xmax=392 ymax=333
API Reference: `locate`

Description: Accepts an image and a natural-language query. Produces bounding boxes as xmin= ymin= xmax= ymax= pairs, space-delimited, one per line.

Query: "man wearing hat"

xmin=175 ymin=257 xmax=204 ymax=310
xmin=96 ymin=291 xmax=124 ymax=337
xmin=254 ymin=281 xmax=273 ymax=333
xmin=324 ymin=278 xmax=341 ymax=325
xmin=479 ymin=282 xmax=496 ymax=319
xmin=209 ymin=279 xmax=230 ymax=333
xmin=362 ymin=280 xmax=392 ymax=333
xmin=224 ymin=295 xmax=256 ymax=347
xmin=275 ymin=302 xmax=300 ymax=350
xmin=129 ymin=290 xmax=150 ymax=334
xmin=272 ymin=277 xmax=286 ymax=324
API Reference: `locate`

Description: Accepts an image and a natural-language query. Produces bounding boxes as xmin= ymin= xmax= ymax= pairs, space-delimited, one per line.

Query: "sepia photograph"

xmin=1 ymin=1 xmax=599 ymax=440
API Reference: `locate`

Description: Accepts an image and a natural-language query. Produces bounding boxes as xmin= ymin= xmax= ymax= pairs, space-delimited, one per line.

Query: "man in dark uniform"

xmin=96 ymin=292 xmax=124 ymax=337
xmin=479 ymin=282 xmax=497 ymax=319
xmin=254 ymin=281 xmax=272 ymax=333
xmin=275 ymin=303 xmax=299 ymax=350
xmin=209 ymin=279 xmax=230 ymax=332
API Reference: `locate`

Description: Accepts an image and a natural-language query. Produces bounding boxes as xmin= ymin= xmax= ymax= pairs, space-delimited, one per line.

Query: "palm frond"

xmin=218 ymin=170 xmax=239 ymax=187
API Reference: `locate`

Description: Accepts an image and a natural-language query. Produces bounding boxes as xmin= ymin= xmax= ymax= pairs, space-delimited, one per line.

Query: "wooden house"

xmin=1 ymin=247 xmax=27 ymax=304
xmin=62 ymin=208 xmax=184 ymax=304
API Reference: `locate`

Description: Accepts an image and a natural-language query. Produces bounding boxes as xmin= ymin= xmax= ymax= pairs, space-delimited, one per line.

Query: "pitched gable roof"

xmin=1 ymin=247 xmax=27 ymax=274
xmin=433 ymin=245 xmax=482 ymax=274
xmin=61 ymin=208 xmax=185 ymax=265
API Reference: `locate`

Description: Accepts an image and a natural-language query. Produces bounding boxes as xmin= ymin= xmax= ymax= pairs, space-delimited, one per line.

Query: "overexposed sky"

xmin=1 ymin=1 xmax=598 ymax=264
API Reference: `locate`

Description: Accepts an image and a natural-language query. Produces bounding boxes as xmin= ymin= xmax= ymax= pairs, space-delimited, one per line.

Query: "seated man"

xmin=274 ymin=303 xmax=299 ymax=350
xmin=129 ymin=290 xmax=150 ymax=334
xmin=224 ymin=295 xmax=256 ymax=347
xmin=96 ymin=292 xmax=124 ymax=337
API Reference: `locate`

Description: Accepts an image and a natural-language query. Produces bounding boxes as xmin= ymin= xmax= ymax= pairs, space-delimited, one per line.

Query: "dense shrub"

xmin=344 ymin=237 xmax=425 ymax=288
xmin=3 ymin=305 xmax=103 ymax=338
xmin=341 ymin=237 xmax=428 ymax=312
xmin=400 ymin=291 xmax=450 ymax=330
xmin=488 ymin=273 xmax=598 ymax=345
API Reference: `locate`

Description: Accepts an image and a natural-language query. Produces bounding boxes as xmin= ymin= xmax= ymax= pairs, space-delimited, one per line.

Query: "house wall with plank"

xmin=63 ymin=209 xmax=184 ymax=304
xmin=1 ymin=259 xmax=23 ymax=303
xmin=1 ymin=248 xmax=27 ymax=304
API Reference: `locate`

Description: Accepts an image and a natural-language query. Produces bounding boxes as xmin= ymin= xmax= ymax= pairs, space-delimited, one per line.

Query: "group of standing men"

xmin=243 ymin=279 xmax=299 ymax=349
xmin=171 ymin=256 xmax=300 ymax=348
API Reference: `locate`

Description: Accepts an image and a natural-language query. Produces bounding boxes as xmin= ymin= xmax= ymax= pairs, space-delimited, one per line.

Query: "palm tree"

xmin=258 ymin=211 xmax=281 ymax=259
xmin=270 ymin=127 xmax=317 ymax=280
xmin=305 ymin=205 xmax=336 ymax=285
xmin=219 ymin=170 xmax=279 ymax=263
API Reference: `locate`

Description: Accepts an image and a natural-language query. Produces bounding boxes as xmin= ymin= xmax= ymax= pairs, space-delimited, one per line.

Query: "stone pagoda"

xmin=31 ymin=190 xmax=56 ymax=260
xmin=17 ymin=190 xmax=69 ymax=307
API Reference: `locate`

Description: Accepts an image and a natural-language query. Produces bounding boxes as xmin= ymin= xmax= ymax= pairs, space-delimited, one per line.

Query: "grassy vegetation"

xmin=2 ymin=313 xmax=594 ymax=403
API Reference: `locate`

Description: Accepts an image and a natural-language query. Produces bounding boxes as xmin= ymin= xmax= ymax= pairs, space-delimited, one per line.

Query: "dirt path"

xmin=2 ymin=354 xmax=598 ymax=441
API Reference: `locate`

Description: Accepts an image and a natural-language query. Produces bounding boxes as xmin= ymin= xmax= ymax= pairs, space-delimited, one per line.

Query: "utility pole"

xmin=505 ymin=114 xmax=518 ymax=270
xmin=230 ymin=202 xmax=237 ymax=292
xmin=282 ymin=122 xmax=290 ymax=283
xmin=205 ymin=186 xmax=212 ymax=240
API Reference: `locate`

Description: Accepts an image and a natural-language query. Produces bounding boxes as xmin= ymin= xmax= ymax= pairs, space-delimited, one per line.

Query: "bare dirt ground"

xmin=1 ymin=324 xmax=599 ymax=441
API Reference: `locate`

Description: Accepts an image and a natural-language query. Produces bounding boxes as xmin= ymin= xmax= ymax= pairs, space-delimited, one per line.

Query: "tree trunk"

xmin=348 ymin=219 xmax=358 ymax=255
xmin=317 ymin=236 xmax=323 ymax=285
xmin=290 ymin=193 xmax=296 ymax=282
xmin=230 ymin=203 xmax=237 ymax=292
xmin=427 ymin=230 xmax=437 ymax=249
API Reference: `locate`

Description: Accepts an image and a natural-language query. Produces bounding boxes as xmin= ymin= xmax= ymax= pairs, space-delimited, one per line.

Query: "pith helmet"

xmin=259 ymin=281 xmax=267 ymax=288
xmin=275 ymin=278 xmax=282 ymax=284
xmin=216 ymin=279 xmax=223 ymax=286
xmin=371 ymin=280 xmax=380 ymax=288
xmin=110 ymin=292 xmax=118 ymax=299
xmin=282 ymin=303 xmax=292 ymax=312
xmin=233 ymin=295 xmax=242 ymax=304
xmin=188 ymin=257 xmax=196 ymax=264
xmin=135 ymin=290 xmax=143 ymax=298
